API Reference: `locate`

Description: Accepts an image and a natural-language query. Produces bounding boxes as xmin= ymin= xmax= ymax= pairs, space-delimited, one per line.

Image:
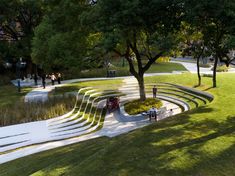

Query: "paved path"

xmin=172 ymin=61 xmax=235 ymax=74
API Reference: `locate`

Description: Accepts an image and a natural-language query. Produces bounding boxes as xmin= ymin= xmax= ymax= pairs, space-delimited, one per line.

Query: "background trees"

xmin=32 ymin=0 xmax=94 ymax=73
xmin=185 ymin=0 xmax=235 ymax=87
xmin=1 ymin=0 xmax=235 ymax=92
xmin=0 ymin=0 xmax=44 ymax=73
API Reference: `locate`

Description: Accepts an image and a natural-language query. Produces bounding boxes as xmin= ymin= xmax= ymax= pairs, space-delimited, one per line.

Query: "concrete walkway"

xmin=172 ymin=61 xmax=235 ymax=74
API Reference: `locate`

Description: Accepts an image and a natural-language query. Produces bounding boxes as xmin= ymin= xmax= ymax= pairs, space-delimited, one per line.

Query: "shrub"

xmin=124 ymin=98 xmax=163 ymax=115
xmin=211 ymin=65 xmax=229 ymax=72
xmin=0 ymin=75 xmax=13 ymax=86
xmin=156 ymin=57 xmax=171 ymax=63
xmin=0 ymin=95 xmax=76 ymax=126
xmin=202 ymin=73 xmax=213 ymax=78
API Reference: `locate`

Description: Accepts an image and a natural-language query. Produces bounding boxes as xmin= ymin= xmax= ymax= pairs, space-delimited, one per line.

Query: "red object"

xmin=106 ymin=97 xmax=120 ymax=112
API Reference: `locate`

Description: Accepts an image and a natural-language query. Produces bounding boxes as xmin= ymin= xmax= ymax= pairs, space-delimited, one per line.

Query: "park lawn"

xmin=52 ymin=79 xmax=124 ymax=95
xmin=0 ymin=85 xmax=32 ymax=108
xmin=76 ymin=62 xmax=187 ymax=79
xmin=1 ymin=73 xmax=235 ymax=176
xmin=145 ymin=62 xmax=187 ymax=73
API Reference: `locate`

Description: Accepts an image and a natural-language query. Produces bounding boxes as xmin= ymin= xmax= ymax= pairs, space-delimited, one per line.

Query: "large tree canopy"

xmin=0 ymin=0 xmax=43 ymax=63
xmin=32 ymin=0 xmax=93 ymax=72
xmin=83 ymin=0 xmax=184 ymax=100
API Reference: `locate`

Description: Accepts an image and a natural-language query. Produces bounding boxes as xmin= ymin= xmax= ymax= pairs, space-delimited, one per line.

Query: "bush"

xmin=124 ymin=98 xmax=163 ymax=115
xmin=0 ymin=75 xmax=11 ymax=86
xmin=0 ymin=95 xmax=76 ymax=126
xmin=202 ymin=73 xmax=213 ymax=78
xmin=156 ymin=57 xmax=171 ymax=63
xmin=211 ymin=65 xmax=229 ymax=72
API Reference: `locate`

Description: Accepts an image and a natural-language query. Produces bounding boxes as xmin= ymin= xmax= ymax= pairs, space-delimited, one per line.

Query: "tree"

xmin=177 ymin=23 xmax=213 ymax=86
xmin=185 ymin=0 xmax=235 ymax=87
xmin=0 ymin=0 xmax=44 ymax=73
xmin=84 ymin=0 xmax=183 ymax=101
xmin=32 ymin=0 xmax=94 ymax=72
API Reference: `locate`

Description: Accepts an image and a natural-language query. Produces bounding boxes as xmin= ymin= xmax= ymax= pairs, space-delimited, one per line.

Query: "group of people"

xmin=148 ymin=106 xmax=159 ymax=121
xmin=147 ymin=85 xmax=174 ymax=121
xmin=32 ymin=72 xmax=62 ymax=89
xmin=50 ymin=73 xmax=61 ymax=85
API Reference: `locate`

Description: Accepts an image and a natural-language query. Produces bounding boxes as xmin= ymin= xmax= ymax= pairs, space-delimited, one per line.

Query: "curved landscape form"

xmin=0 ymin=82 xmax=213 ymax=164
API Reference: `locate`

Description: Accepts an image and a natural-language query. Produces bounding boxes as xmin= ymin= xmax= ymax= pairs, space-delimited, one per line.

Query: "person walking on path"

xmin=41 ymin=73 xmax=46 ymax=89
xmin=57 ymin=73 xmax=61 ymax=84
xmin=51 ymin=73 xmax=56 ymax=85
xmin=153 ymin=85 xmax=157 ymax=98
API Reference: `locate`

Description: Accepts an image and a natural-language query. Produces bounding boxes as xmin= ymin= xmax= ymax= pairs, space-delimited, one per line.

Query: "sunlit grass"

xmin=52 ymin=79 xmax=123 ymax=95
xmin=0 ymin=85 xmax=32 ymax=108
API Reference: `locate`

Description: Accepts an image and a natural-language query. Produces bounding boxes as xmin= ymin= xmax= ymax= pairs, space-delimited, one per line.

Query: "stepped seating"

xmin=0 ymin=82 xmax=213 ymax=154
xmin=0 ymin=87 xmax=123 ymax=153
xmin=119 ymin=82 xmax=213 ymax=111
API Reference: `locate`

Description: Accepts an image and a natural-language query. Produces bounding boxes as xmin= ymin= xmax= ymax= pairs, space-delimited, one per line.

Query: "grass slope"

xmin=0 ymin=85 xmax=32 ymax=108
xmin=70 ymin=62 xmax=187 ymax=79
xmin=52 ymin=79 xmax=123 ymax=95
xmin=1 ymin=73 xmax=235 ymax=176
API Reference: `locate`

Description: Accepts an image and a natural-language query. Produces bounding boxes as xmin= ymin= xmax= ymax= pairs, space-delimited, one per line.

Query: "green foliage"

xmin=202 ymin=73 xmax=213 ymax=78
xmin=32 ymin=1 xmax=90 ymax=72
xmin=0 ymin=84 xmax=62 ymax=126
xmin=124 ymin=98 xmax=163 ymax=115
xmin=185 ymin=0 xmax=235 ymax=65
xmin=0 ymin=96 xmax=76 ymax=126
xmin=211 ymin=65 xmax=229 ymax=72
xmin=0 ymin=75 xmax=11 ymax=86
xmin=61 ymin=62 xmax=187 ymax=79
xmin=0 ymin=0 xmax=44 ymax=59
xmin=156 ymin=57 xmax=171 ymax=63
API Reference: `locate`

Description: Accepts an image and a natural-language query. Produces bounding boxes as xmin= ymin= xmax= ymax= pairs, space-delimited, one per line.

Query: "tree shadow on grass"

xmin=203 ymin=86 xmax=214 ymax=91
xmin=2 ymin=110 xmax=235 ymax=176
xmin=145 ymin=116 xmax=235 ymax=175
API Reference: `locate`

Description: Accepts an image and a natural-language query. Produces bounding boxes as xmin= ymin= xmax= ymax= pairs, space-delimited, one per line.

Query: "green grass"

xmin=1 ymin=73 xmax=235 ymax=175
xmin=0 ymin=85 xmax=32 ymax=108
xmin=64 ymin=62 xmax=187 ymax=79
xmin=124 ymin=98 xmax=163 ymax=115
xmin=145 ymin=62 xmax=187 ymax=73
xmin=52 ymin=79 xmax=123 ymax=95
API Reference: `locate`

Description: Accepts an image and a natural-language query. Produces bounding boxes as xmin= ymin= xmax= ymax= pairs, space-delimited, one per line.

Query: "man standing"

xmin=153 ymin=85 xmax=157 ymax=98
xmin=57 ymin=73 xmax=61 ymax=84
xmin=41 ymin=73 xmax=46 ymax=89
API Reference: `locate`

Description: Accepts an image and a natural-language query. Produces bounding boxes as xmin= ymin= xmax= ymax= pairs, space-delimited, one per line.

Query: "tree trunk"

xmin=196 ymin=56 xmax=201 ymax=86
xmin=137 ymin=75 xmax=146 ymax=101
xmin=213 ymin=54 xmax=218 ymax=87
